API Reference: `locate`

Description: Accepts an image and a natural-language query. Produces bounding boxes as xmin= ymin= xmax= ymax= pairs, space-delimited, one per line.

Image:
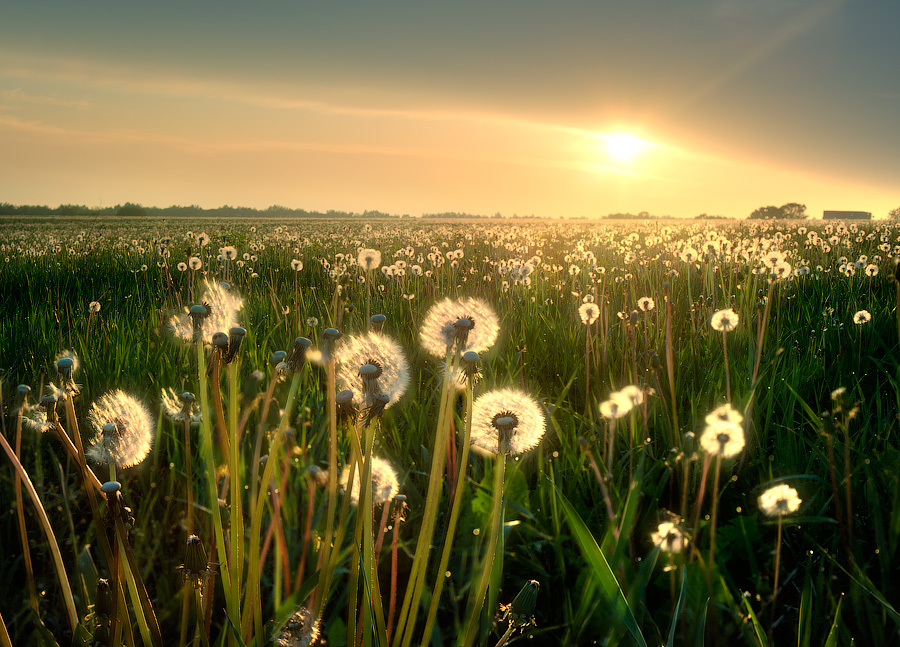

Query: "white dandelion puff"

xmin=86 ymin=390 xmax=154 ymax=468
xmin=758 ymin=484 xmax=801 ymax=517
xmin=470 ymin=388 xmax=545 ymax=455
xmin=419 ymin=297 xmax=500 ymax=359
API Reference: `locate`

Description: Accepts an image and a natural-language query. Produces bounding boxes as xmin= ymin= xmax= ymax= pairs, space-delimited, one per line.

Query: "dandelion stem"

xmin=460 ymin=454 xmax=506 ymax=647
xmin=0 ymin=429 xmax=78 ymax=632
xmin=196 ymin=342 xmax=235 ymax=625
xmin=13 ymin=410 xmax=40 ymax=615
xmin=770 ymin=515 xmax=783 ymax=637
xmin=421 ymin=372 xmax=476 ymax=645
xmin=708 ymin=456 xmax=722 ymax=571
xmin=721 ymin=330 xmax=731 ymax=403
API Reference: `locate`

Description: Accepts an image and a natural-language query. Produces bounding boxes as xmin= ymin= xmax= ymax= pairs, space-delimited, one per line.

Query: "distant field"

xmin=2 ymin=216 xmax=898 ymax=646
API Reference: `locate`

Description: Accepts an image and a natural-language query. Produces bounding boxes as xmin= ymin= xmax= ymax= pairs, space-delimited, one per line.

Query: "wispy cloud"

xmin=0 ymin=49 xmax=594 ymax=138
xmin=0 ymin=88 xmax=91 ymax=109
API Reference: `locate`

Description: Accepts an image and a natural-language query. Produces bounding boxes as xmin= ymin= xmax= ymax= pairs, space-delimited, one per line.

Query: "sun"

xmin=601 ymin=133 xmax=647 ymax=161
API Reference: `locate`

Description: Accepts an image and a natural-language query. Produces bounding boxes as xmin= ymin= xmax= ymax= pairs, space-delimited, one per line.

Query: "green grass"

xmin=1 ymin=216 xmax=899 ymax=646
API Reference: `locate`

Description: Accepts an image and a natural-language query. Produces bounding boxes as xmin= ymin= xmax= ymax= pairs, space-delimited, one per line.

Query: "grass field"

xmin=2 ymin=215 xmax=899 ymax=646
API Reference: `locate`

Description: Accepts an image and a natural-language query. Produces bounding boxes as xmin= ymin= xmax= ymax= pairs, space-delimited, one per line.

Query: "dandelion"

xmin=86 ymin=390 xmax=154 ymax=469
xmin=290 ymin=259 xmax=303 ymax=271
xmin=470 ymin=388 xmax=545 ymax=455
xmin=160 ymin=388 xmax=201 ymax=426
xmin=699 ymin=420 xmax=745 ymax=458
xmin=853 ymin=310 xmax=871 ymax=324
xmin=578 ymin=302 xmax=600 ymax=325
xmin=650 ymin=521 xmax=689 ymax=553
xmin=169 ymin=280 xmax=244 ymax=343
xmin=340 ymin=455 xmax=399 ymax=506
xmin=89 ymin=301 xmax=101 ymax=313
xmin=637 ymin=296 xmax=655 ymax=312
xmin=758 ymin=483 xmax=802 ymax=623
xmin=758 ymin=484 xmax=801 ymax=517
xmin=275 ymin=606 xmax=321 ymax=647
xmin=704 ymin=403 xmax=743 ymax=427
xmin=710 ymin=308 xmax=739 ymax=332
xmin=419 ymin=297 xmax=500 ymax=359
xmin=357 ymin=248 xmax=382 ymax=271
xmin=188 ymin=256 xmax=202 ymax=270
xmin=711 ymin=308 xmax=738 ymax=400
xmin=334 ymin=332 xmax=410 ymax=408
xmin=177 ymin=262 xmax=188 ymax=272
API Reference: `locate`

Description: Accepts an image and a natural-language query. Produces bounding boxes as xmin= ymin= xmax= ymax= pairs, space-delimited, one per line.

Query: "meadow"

xmin=1 ymin=215 xmax=899 ymax=646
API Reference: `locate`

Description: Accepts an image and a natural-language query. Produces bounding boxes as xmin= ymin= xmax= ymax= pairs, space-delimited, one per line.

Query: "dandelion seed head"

xmin=419 ymin=297 xmax=500 ymax=359
xmin=86 ymin=390 xmax=154 ymax=468
xmin=699 ymin=420 xmax=745 ymax=458
xmin=334 ymin=332 xmax=410 ymax=408
xmin=358 ymin=248 xmax=382 ymax=271
xmin=758 ymin=484 xmax=801 ymax=517
xmin=711 ymin=308 xmax=739 ymax=332
xmin=853 ymin=310 xmax=871 ymax=324
xmin=578 ymin=302 xmax=600 ymax=325
xmin=650 ymin=522 xmax=689 ymax=552
xmin=471 ymin=388 xmax=545 ymax=455
xmin=169 ymin=281 xmax=244 ymax=343
xmin=340 ymin=456 xmax=399 ymax=506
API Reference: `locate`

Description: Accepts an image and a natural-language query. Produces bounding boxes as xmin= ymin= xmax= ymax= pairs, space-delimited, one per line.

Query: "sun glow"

xmin=601 ymin=133 xmax=647 ymax=161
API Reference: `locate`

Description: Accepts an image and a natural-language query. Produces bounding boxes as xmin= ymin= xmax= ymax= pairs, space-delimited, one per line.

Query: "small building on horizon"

xmin=823 ymin=210 xmax=871 ymax=220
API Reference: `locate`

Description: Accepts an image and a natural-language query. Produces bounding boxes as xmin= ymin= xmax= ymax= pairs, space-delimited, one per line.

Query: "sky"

xmin=1 ymin=0 xmax=898 ymax=219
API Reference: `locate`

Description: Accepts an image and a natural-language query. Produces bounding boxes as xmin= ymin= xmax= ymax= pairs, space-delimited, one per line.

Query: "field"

xmin=1 ymin=215 xmax=899 ymax=646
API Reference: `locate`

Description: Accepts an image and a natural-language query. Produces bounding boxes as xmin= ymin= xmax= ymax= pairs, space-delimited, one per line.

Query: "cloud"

xmin=0 ymin=88 xmax=91 ymax=109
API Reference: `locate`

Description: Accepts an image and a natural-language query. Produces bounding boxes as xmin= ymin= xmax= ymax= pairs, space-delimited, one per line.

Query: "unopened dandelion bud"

xmin=224 ymin=326 xmax=246 ymax=363
xmin=322 ymin=328 xmax=342 ymax=356
xmin=361 ymin=392 xmax=390 ymax=427
xmin=287 ymin=336 xmax=312 ymax=372
xmin=359 ymin=362 xmax=382 ymax=404
xmin=189 ymin=303 xmax=212 ymax=340
xmin=101 ymin=481 xmax=122 ymax=518
xmin=336 ymin=389 xmax=358 ymax=424
xmin=56 ymin=356 xmax=75 ymax=382
xmin=370 ymin=313 xmax=386 ymax=332
xmin=41 ymin=394 xmax=58 ymax=424
xmin=510 ymin=579 xmax=540 ymax=619
xmin=96 ymin=578 xmax=112 ymax=618
xmin=212 ymin=331 xmax=229 ymax=351
xmin=460 ymin=351 xmax=482 ymax=384
xmin=92 ymin=624 xmax=110 ymax=645
xmin=16 ymin=384 xmax=31 ymax=402
xmin=183 ymin=534 xmax=208 ymax=578
xmin=270 ymin=350 xmax=287 ymax=367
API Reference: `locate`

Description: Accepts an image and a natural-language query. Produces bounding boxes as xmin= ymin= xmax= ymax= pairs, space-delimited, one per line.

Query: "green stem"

xmin=0 ymin=428 xmax=78 ymax=632
xmin=420 ymin=375 xmax=475 ymax=645
xmin=228 ymin=361 xmax=244 ymax=632
xmin=460 ymin=454 xmax=506 ymax=647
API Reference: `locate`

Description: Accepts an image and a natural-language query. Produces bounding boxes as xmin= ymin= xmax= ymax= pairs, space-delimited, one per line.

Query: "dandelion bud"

xmin=287 ymin=336 xmax=312 ymax=373
xmin=16 ymin=384 xmax=31 ymax=402
xmin=212 ymin=331 xmax=229 ymax=350
xmin=453 ymin=316 xmax=475 ymax=348
xmin=336 ymin=389 xmax=358 ymax=424
xmin=361 ymin=392 xmax=390 ymax=427
xmin=93 ymin=625 xmax=110 ymax=645
xmin=225 ymin=326 xmax=247 ymax=363
xmin=96 ymin=578 xmax=112 ymax=618
xmin=41 ymin=394 xmax=58 ymax=424
xmin=184 ymin=535 xmax=208 ymax=576
xmin=270 ymin=350 xmax=287 ymax=367
xmin=189 ymin=304 xmax=212 ymax=341
xmin=510 ymin=579 xmax=540 ymax=618
xmin=369 ymin=313 xmax=386 ymax=333
xmin=56 ymin=356 xmax=75 ymax=382
xmin=307 ymin=465 xmax=328 ymax=489
xmin=461 ymin=351 xmax=481 ymax=381
xmin=101 ymin=481 xmax=122 ymax=518
xmin=322 ymin=328 xmax=342 ymax=356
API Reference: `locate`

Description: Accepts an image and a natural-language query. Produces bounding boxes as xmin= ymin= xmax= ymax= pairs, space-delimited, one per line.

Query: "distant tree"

xmin=780 ymin=202 xmax=808 ymax=219
xmin=749 ymin=205 xmax=783 ymax=219
xmin=749 ymin=203 xmax=807 ymax=219
xmin=889 ymin=206 xmax=900 ymax=220
xmin=116 ymin=203 xmax=148 ymax=218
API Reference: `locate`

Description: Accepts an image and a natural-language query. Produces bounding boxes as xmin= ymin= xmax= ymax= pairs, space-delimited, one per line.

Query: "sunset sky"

xmin=1 ymin=1 xmax=898 ymax=219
